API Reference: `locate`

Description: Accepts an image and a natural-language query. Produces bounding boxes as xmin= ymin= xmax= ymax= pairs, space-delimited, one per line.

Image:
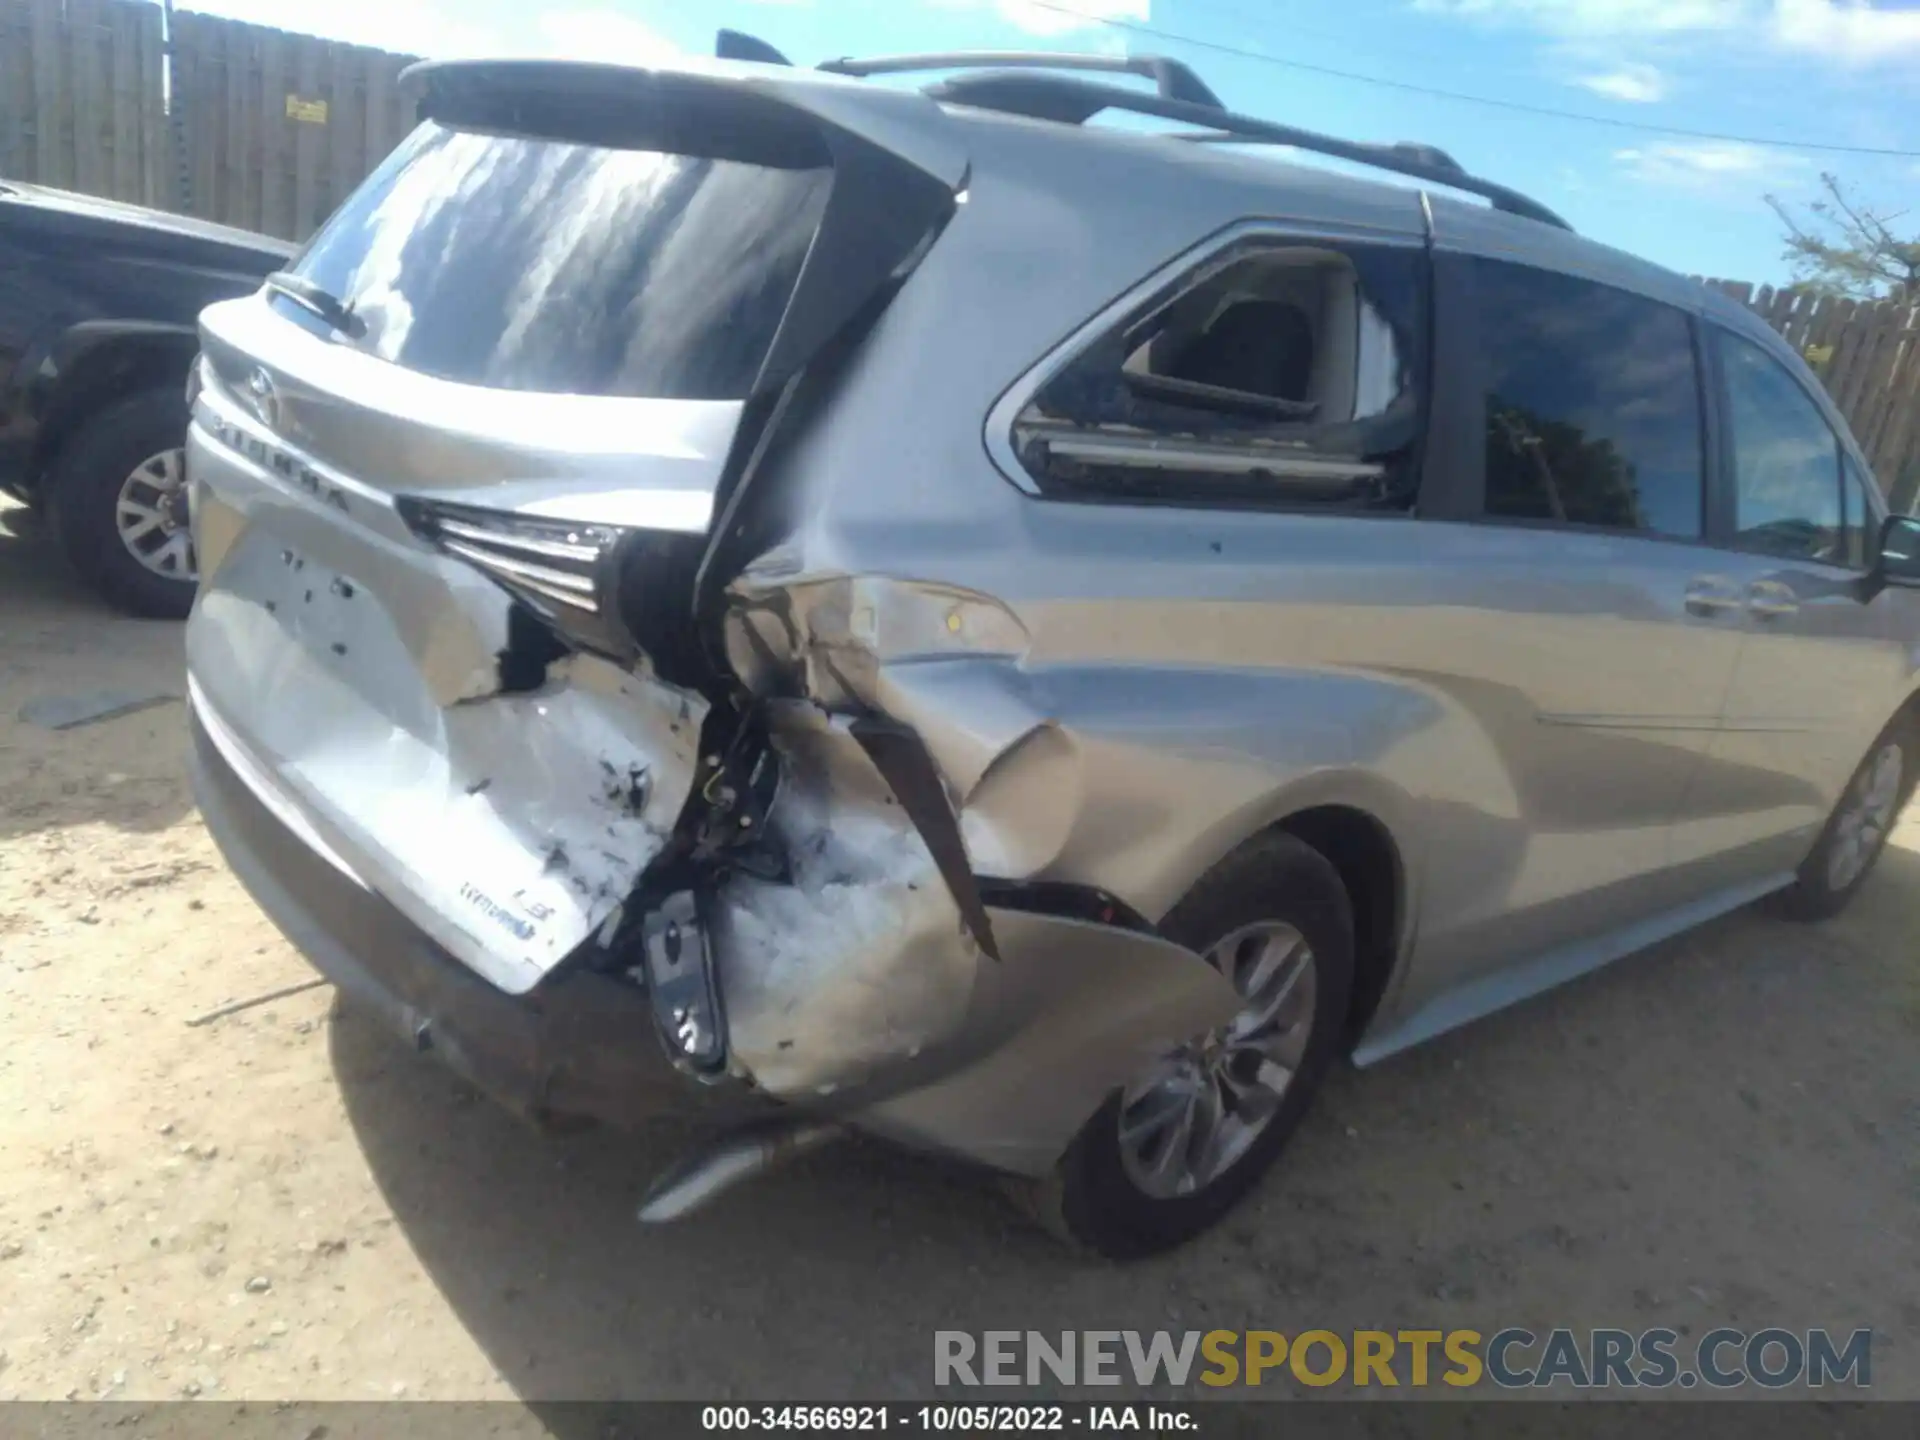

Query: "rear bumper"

xmin=189 ymin=704 xmax=745 ymax=1131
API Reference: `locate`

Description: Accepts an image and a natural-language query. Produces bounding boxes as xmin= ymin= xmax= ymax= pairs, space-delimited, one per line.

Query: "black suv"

xmin=0 ymin=181 xmax=290 ymax=617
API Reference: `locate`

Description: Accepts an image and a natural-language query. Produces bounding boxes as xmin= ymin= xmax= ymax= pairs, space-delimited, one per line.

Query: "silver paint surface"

xmin=184 ymin=57 xmax=1920 ymax=1177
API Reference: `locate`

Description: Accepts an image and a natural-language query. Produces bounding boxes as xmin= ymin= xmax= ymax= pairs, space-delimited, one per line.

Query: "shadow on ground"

xmin=331 ymin=846 xmax=1920 ymax=1405
xmin=0 ymin=499 xmax=103 ymax=612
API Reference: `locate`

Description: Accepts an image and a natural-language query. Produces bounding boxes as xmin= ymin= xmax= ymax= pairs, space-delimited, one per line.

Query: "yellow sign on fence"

xmin=285 ymin=95 xmax=329 ymax=125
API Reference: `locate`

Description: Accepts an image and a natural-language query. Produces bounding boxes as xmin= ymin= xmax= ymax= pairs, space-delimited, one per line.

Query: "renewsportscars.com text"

xmin=935 ymin=1327 xmax=1872 ymax=1390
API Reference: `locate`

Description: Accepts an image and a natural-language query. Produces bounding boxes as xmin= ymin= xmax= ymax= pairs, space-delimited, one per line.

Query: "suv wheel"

xmin=1028 ymin=832 xmax=1354 ymax=1258
xmin=1770 ymin=713 xmax=1917 ymax=921
xmin=49 ymin=388 xmax=197 ymax=619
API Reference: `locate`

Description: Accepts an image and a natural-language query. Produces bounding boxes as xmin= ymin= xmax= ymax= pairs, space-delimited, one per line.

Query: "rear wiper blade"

xmin=264 ymin=271 xmax=364 ymax=339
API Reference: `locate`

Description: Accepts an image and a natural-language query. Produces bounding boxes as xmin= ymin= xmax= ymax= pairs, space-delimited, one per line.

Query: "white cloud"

xmin=1772 ymin=0 xmax=1920 ymax=61
xmin=1413 ymin=0 xmax=1750 ymax=37
xmin=1420 ymin=0 xmax=1920 ymax=61
xmin=1575 ymin=61 xmax=1667 ymax=101
xmin=1613 ymin=139 xmax=1810 ymax=191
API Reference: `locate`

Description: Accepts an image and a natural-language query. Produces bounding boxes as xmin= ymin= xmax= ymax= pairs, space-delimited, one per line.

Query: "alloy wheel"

xmin=1116 ymin=919 xmax=1318 ymax=1200
xmin=115 ymin=448 xmax=196 ymax=581
xmin=1827 ymin=742 xmax=1903 ymax=892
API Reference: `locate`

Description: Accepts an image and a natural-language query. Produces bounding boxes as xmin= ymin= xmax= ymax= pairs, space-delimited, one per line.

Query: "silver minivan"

xmin=184 ymin=44 xmax=1920 ymax=1256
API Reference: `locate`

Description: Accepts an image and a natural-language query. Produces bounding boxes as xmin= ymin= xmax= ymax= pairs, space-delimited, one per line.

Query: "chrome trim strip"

xmin=439 ymin=539 xmax=600 ymax=607
xmin=983 ymin=218 xmax=1424 ymax=498
xmin=433 ymin=517 xmax=603 ymax=565
xmin=513 ymin=489 xmax=717 ymax=534
xmin=1035 ymin=430 xmax=1385 ymax=481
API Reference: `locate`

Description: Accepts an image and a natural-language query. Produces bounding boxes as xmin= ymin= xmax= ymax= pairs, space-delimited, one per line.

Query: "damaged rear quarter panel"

xmin=706 ymin=699 xmax=1242 ymax=1175
xmin=708 ymin=573 xmax=1265 ymax=1169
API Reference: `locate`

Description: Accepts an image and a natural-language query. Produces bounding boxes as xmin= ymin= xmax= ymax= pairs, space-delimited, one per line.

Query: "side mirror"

xmin=1867 ymin=514 xmax=1920 ymax=598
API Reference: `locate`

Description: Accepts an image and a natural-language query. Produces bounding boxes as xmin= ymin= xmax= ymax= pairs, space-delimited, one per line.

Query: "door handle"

xmin=1748 ymin=579 xmax=1799 ymax=619
xmin=1684 ymin=576 xmax=1743 ymax=617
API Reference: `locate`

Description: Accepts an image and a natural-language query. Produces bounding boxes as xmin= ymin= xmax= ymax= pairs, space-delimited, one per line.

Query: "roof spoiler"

xmin=716 ymin=29 xmax=792 ymax=66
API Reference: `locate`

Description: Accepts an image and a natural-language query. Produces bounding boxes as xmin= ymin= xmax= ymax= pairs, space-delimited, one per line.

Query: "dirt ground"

xmin=2 ymin=494 xmax=1917 ymax=1409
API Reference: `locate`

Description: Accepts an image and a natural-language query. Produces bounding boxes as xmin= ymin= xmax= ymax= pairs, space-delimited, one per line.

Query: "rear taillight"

xmin=412 ymin=504 xmax=610 ymax=614
xmin=400 ymin=497 xmax=627 ymax=653
xmin=399 ymin=497 xmax=705 ymax=672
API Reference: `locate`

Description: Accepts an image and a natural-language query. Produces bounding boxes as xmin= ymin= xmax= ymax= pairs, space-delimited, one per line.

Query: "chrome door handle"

xmin=1684 ymin=576 xmax=1743 ymax=616
xmin=1748 ymin=580 xmax=1799 ymax=619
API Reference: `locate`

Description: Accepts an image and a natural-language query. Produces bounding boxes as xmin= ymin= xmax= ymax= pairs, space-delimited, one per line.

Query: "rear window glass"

xmin=279 ymin=122 xmax=830 ymax=400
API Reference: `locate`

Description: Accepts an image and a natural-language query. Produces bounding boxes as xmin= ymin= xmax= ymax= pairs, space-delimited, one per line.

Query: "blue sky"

xmin=172 ymin=0 xmax=1919 ymax=286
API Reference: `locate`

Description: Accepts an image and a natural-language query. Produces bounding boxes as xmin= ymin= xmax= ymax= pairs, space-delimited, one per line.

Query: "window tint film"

xmin=279 ymin=122 xmax=831 ymax=400
xmin=1474 ymin=261 xmax=1703 ymax=538
xmin=1721 ymin=333 xmax=1845 ymax=563
xmin=1011 ymin=240 xmax=1427 ymax=509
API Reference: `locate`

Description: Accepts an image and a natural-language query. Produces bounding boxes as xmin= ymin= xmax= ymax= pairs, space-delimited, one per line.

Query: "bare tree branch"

xmin=1770 ymin=175 xmax=1919 ymax=304
xmin=1823 ymin=173 xmax=1899 ymax=253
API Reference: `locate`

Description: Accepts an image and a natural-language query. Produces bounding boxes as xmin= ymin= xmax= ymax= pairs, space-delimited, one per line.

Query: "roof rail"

xmin=718 ymin=36 xmax=1564 ymax=231
xmin=816 ymin=50 xmax=1224 ymax=109
xmin=1175 ymin=130 xmax=1470 ymax=181
xmin=919 ymin=72 xmax=1570 ymax=230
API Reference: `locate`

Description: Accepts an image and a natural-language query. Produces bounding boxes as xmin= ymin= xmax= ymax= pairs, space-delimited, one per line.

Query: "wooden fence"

xmin=1 ymin=0 xmax=417 ymax=241
xmin=168 ymin=6 xmax=418 ymax=241
xmin=1 ymin=0 xmax=169 ymax=209
xmin=1703 ymin=279 xmax=1920 ymax=511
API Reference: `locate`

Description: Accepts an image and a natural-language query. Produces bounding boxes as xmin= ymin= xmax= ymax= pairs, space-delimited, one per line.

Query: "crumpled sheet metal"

xmin=700 ymin=605 xmax=1244 ymax=1181
xmin=189 ymin=528 xmax=708 ymax=995
xmin=853 ymin=907 xmax=1241 ymax=1175
xmin=707 ymin=701 xmax=1241 ymax=1173
xmin=712 ymin=703 xmax=980 ymax=1097
xmin=721 ymin=568 xmax=1085 ymax=880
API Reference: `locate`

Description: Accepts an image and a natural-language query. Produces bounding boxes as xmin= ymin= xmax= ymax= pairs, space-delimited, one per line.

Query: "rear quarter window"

xmin=279 ymin=122 xmax=831 ymax=400
xmin=1471 ymin=259 xmax=1705 ymax=540
xmin=1007 ymin=236 xmax=1429 ymax=510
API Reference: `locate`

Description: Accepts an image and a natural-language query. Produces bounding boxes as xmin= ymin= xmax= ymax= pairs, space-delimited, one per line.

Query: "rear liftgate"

xmin=398 ymin=59 xmax=1241 ymax=1214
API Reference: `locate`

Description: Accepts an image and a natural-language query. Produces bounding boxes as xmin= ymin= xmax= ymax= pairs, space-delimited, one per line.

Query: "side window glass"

xmin=1473 ymin=260 xmax=1704 ymax=539
xmin=1010 ymin=239 xmax=1427 ymax=509
xmin=1841 ymin=454 xmax=1879 ymax=570
xmin=1721 ymin=334 xmax=1844 ymax=563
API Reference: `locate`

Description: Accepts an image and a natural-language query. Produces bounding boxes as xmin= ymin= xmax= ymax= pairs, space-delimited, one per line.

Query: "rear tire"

xmin=47 ymin=388 xmax=196 ymax=620
xmin=1029 ymin=832 xmax=1355 ymax=1259
xmin=1769 ymin=712 xmax=1917 ymax=922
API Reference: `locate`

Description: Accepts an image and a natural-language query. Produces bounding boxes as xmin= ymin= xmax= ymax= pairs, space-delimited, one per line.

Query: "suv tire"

xmin=1027 ymin=832 xmax=1355 ymax=1258
xmin=48 ymin=387 xmax=196 ymax=620
xmin=1769 ymin=712 xmax=1918 ymax=922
